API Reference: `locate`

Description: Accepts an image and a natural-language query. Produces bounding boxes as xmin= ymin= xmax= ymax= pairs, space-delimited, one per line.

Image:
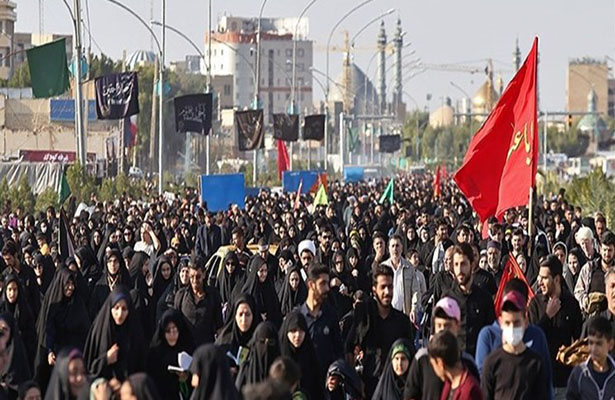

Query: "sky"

xmin=18 ymin=0 xmax=615 ymax=113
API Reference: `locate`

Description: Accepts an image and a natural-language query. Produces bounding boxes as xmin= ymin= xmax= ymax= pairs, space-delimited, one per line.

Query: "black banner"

xmin=273 ymin=114 xmax=299 ymax=142
xmin=95 ymin=72 xmax=139 ymax=120
xmin=235 ymin=109 xmax=264 ymax=151
xmin=303 ymin=114 xmax=325 ymax=141
xmin=379 ymin=134 xmax=401 ymax=153
xmin=174 ymin=93 xmax=213 ymax=135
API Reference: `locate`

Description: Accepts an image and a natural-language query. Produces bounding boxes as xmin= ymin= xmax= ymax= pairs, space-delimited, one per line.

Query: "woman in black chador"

xmin=83 ymin=286 xmax=146 ymax=381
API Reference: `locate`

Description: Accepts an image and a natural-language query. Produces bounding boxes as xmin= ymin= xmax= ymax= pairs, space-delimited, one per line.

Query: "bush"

xmin=35 ymin=188 xmax=59 ymax=213
xmin=66 ymin=163 xmax=97 ymax=203
xmin=9 ymin=175 xmax=35 ymax=214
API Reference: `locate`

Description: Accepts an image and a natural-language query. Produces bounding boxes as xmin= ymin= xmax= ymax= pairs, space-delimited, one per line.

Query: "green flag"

xmin=58 ymin=170 xmax=71 ymax=205
xmin=379 ymin=178 xmax=394 ymax=204
xmin=347 ymin=127 xmax=360 ymax=152
xmin=312 ymin=183 xmax=328 ymax=209
xmin=27 ymin=38 xmax=70 ymax=98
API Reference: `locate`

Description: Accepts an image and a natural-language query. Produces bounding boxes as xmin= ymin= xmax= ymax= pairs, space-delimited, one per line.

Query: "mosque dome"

xmin=126 ymin=50 xmax=157 ymax=70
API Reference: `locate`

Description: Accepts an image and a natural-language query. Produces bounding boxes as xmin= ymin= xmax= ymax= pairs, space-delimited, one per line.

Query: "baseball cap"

xmin=434 ymin=297 xmax=461 ymax=322
xmin=501 ymin=290 xmax=526 ymax=312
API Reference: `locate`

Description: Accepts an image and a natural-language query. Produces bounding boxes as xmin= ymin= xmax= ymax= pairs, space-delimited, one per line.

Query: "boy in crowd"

xmin=481 ymin=290 xmax=548 ymax=400
xmin=566 ymin=316 xmax=615 ymax=399
xmin=428 ymin=330 xmax=483 ymax=400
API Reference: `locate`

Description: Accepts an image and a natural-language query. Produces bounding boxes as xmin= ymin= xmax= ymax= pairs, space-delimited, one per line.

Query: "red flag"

xmin=454 ymin=37 xmax=538 ymax=223
xmin=441 ymin=163 xmax=447 ymax=179
xmin=433 ymin=165 xmax=442 ymax=197
xmin=276 ymin=140 xmax=290 ymax=180
xmin=494 ymin=253 xmax=535 ymax=317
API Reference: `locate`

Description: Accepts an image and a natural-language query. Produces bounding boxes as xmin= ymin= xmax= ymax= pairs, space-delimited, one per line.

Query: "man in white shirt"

xmin=381 ymin=234 xmax=426 ymax=322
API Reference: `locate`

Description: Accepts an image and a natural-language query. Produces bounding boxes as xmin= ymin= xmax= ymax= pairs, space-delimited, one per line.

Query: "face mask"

xmin=502 ymin=326 xmax=524 ymax=346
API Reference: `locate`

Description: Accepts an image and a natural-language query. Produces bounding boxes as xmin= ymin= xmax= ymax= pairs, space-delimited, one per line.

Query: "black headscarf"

xmin=278 ymin=311 xmax=324 ymax=400
xmin=151 ymin=255 xmax=173 ymax=306
xmin=127 ymin=251 xmax=150 ymax=299
xmin=0 ymin=274 xmax=36 ymax=365
xmin=235 ymin=321 xmax=280 ymax=390
xmin=147 ymin=309 xmax=194 ymax=399
xmin=217 ymin=252 xmax=245 ymax=306
xmin=32 ymin=253 xmax=55 ymax=296
xmin=190 ymin=344 xmax=240 ymax=400
xmin=0 ymin=313 xmax=32 ymax=396
xmin=155 ymin=260 xmax=189 ymax=323
xmin=89 ymin=248 xmax=133 ymax=319
xmin=74 ymin=246 xmax=101 ymax=291
xmin=233 ymin=256 xmax=282 ymax=328
xmin=83 ymin=285 xmax=146 ymax=380
xmin=34 ymin=268 xmax=90 ymax=388
xmin=276 ymin=266 xmax=307 ymax=316
xmin=371 ymin=338 xmax=413 ymax=400
xmin=216 ymin=294 xmax=261 ymax=367
xmin=125 ymin=372 xmax=162 ymax=400
xmin=44 ymin=347 xmax=89 ymax=400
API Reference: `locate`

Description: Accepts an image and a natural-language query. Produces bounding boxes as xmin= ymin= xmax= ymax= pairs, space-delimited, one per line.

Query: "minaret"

xmin=392 ymin=18 xmax=403 ymax=114
xmin=513 ymin=38 xmax=521 ymax=72
xmin=377 ymin=20 xmax=387 ymax=114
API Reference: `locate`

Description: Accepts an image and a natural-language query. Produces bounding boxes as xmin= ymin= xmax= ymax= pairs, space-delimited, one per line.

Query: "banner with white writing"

xmin=174 ymin=93 xmax=213 ymax=135
xmin=95 ymin=72 xmax=139 ymax=120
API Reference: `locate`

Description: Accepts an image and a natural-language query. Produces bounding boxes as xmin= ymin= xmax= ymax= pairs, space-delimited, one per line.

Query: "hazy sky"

xmin=18 ymin=0 xmax=615 ymax=112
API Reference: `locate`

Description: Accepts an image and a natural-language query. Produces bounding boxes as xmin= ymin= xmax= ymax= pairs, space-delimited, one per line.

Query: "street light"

xmin=61 ymin=0 xmax=87 ymax=166
xmin=324 ymin=0 xmax=373 ymax=171
xmin=252 ymin=0 xmax=268 ymax=186
xmin=151 ymin=20 xmax=212 ymax=177
xmin=291 ymin=0 xmax=317 ymax=115
xmin=106 ymin=0 xmax=165 ymax=194
xmin=450 ymin=81 xmax=472 ymax=128
xmin=350 ymin=8 xmax=395 ymax=48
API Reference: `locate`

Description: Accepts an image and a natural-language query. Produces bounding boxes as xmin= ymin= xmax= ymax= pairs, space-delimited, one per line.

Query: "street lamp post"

xmin=253 ymin=0 xmax=268 ymax=186
xmin=72 ymin=0 xmax=86 ymax=166
xmin=106 ymin=0 xmax=165 ymax=193
xmin=291 ymin=0 xmax=317 ymax=171
xmin=151 ymin=21 xmax=212 ymax=177
xmin=325 ymin=0 xmax=373 ymax=172
xmin=450 ymin=81 xmax=472 ymax=130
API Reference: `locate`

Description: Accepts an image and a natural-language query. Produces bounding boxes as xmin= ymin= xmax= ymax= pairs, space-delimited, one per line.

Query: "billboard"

xmin=200 ymin=173 xmax=245 ymax=212
xmin=282 ymin=170 xmax=327 ymax=194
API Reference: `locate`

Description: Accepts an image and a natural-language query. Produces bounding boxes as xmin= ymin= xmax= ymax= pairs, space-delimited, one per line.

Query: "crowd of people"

xmin=0 ymin=172 xmax=613 ymax=399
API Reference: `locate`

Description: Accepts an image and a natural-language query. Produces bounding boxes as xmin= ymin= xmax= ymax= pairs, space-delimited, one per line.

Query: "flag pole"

xmin=527 ymin=186 xmax=533 ymax=255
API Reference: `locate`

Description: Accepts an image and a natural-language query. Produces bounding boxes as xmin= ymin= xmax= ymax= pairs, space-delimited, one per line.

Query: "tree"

xmin=88 ymin=53 xmax=121 ymax=78
xmin=9 ymin=175 xmax=35 ymax=214
xmin=35 ymin=188 xmax=59 ymax=213
xmin=8 ymin=61 xmax=30 ymax=87
xmin=545 ymin=124 xmax=588 ymax=157
xmin=566 ymin=168 xmax=615 ymax=226
xmin=66 ymin=163 xmax=97 ymax=203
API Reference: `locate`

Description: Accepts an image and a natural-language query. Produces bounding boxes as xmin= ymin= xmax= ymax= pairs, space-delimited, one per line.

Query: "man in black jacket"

xmin=443 ymin=243 xmax=495 ymax=356
xmin=529 ymin=254 xmax=582 ymax=399
xmin=194 ymin=211 xmax=221 ymax=263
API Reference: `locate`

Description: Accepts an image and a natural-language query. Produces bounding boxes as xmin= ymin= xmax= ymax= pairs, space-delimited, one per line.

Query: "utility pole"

xmin=206 ymin=0 xmax=212 ymax=175
xmin=73 ymin=0 xmax=86 ymax=166
xmin=158 ymin=0 xmax=165 ymax=194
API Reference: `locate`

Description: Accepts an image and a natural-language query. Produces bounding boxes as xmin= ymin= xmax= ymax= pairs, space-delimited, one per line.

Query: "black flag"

xmin=59 ymin=208 xmax=75 ymax=263
xmin=236 ymin=109 xmax=265 ymax=151
xmin=273 ymin=114 xmax=299 ymax=141
xmin=303 ymin=114 xmax=325 ymax=141
xmin=95 ymin=72 xmax=139 ymax=120
xmin=379 ymin=134 xmax=401 ymax=153
xmin=174 ymin=93 xmax=213 ymax=135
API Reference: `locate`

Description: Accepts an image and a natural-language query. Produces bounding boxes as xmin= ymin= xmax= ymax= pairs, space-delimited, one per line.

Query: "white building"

xmin=205 ymin=15 xmax=313 ymax=124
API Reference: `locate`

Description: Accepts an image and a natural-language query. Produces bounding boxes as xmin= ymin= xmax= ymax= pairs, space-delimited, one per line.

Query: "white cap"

xmin=298 ymin=240 xmax=316 ymax=256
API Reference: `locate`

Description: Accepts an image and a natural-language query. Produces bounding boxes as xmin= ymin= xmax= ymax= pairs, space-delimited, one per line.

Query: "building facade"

xmin=566 ymin=59 xmax=611 ymax=118
xmin=205 ymin=15 xmax=313 ymax=124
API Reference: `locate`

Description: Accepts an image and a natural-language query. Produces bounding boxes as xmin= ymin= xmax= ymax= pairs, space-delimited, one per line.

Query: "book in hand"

xmin=226 ymin=346 xmax=249 ymax=366
xmin=167 ymin=351 xmax=193 ymax=373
